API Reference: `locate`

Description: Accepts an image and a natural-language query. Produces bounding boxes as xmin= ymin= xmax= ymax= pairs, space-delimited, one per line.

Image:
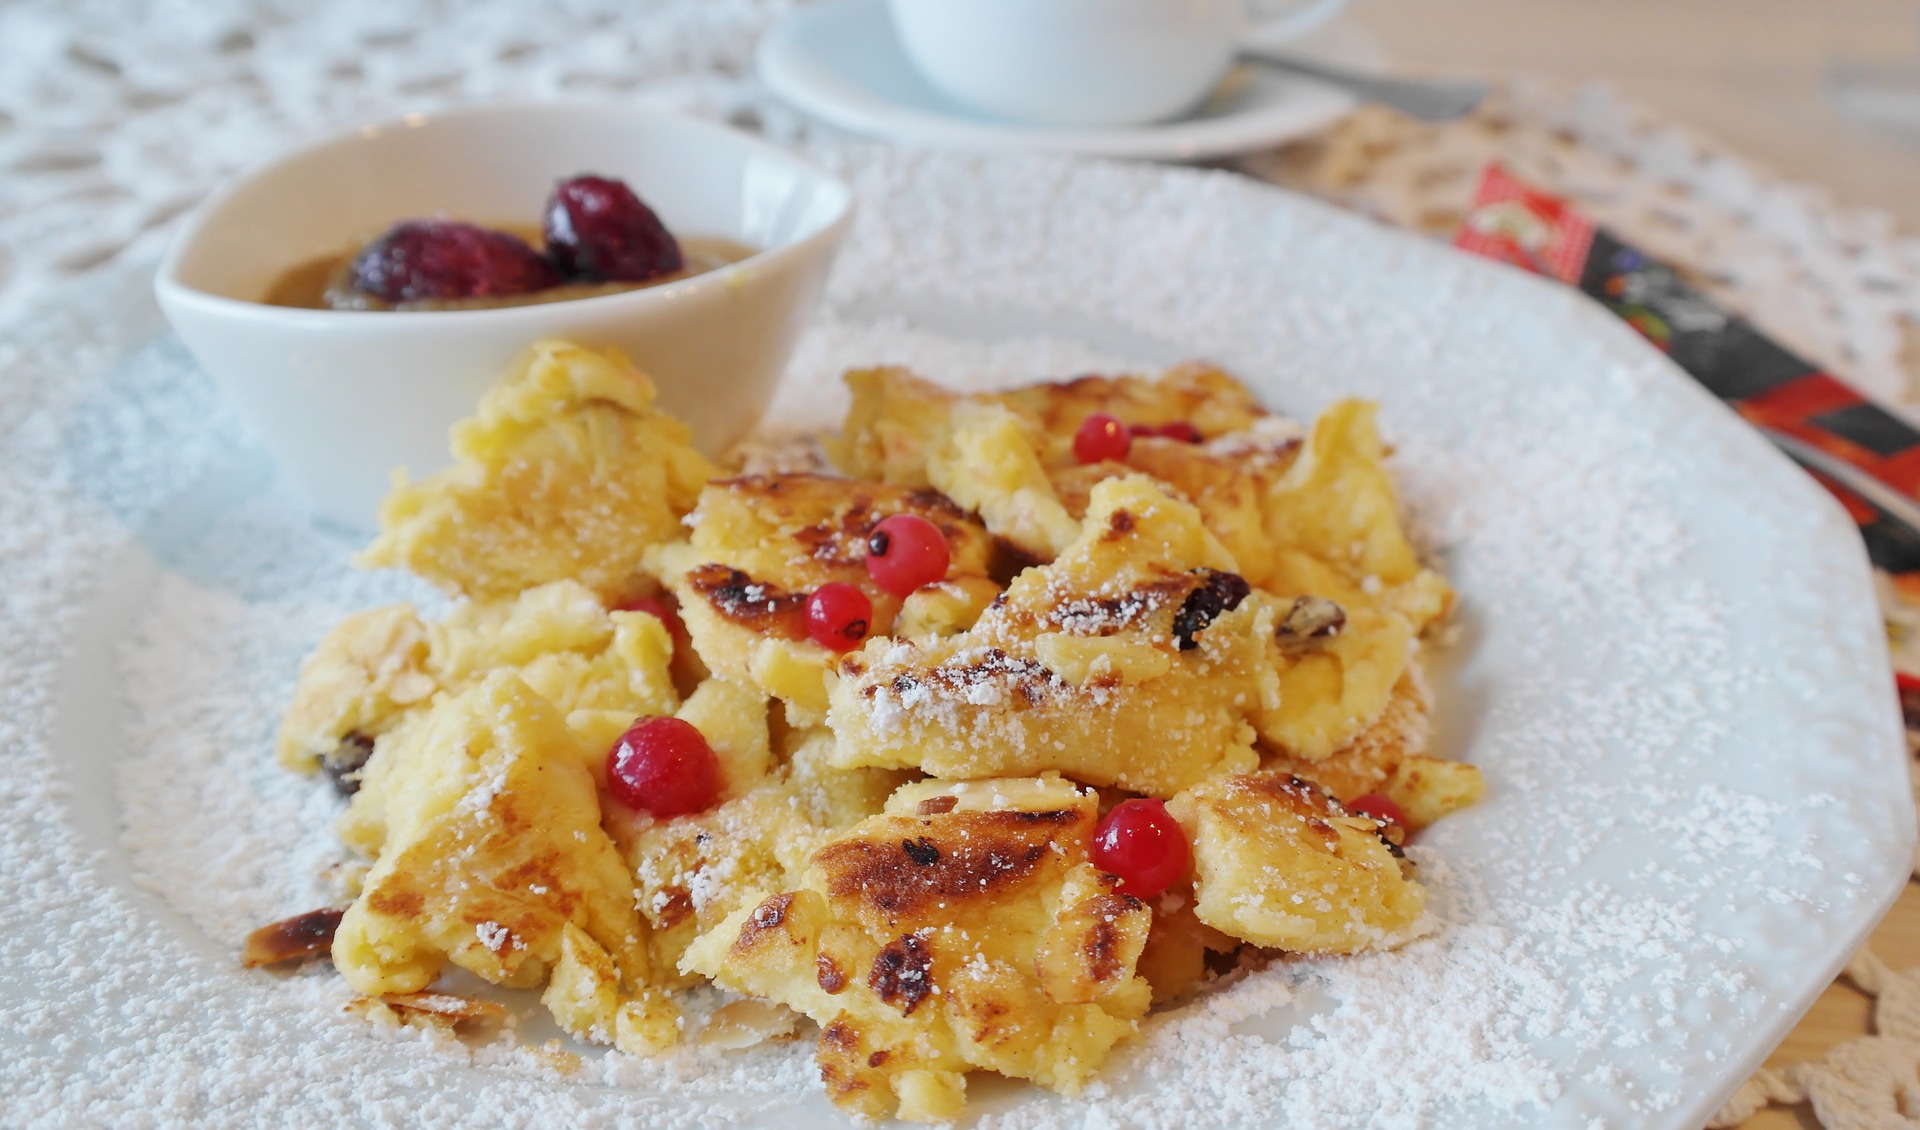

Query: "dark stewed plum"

xmin=286 ymin=175 xmax=717 ymax=311
xmin=543 ymin=174 xmax=684 ymax=283
xmin=348 ymin=220 xmax=560 ymax=302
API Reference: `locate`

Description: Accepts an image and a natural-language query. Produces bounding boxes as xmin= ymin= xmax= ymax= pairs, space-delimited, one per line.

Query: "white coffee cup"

xmin=887 ymin=0 xmax=1350 ymax=128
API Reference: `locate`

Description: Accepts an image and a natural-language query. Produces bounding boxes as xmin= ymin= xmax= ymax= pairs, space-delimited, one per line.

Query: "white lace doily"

xmin=3 ymin=2 xmax=1916 ymax=1126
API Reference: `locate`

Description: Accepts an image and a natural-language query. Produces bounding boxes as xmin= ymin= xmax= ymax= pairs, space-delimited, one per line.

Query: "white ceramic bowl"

xmin=155 ymin=104 xmax=855 ymax=529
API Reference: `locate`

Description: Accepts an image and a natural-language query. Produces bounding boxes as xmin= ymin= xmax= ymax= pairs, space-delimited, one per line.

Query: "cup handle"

xmin=1246 ymin=0 xmax=1349 ymax=43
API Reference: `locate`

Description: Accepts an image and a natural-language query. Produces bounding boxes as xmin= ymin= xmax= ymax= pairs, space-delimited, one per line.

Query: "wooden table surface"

xmin=1352 ymin=2 xmax=1920 ymax=1124
xmin=1359 ymin=0 xmax=1920 ymax=229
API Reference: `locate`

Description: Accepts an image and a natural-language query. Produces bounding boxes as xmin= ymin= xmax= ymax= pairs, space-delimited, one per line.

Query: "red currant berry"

xmin=865 ymin=514 xmax=951 ymax=596
xmin=1348 ymin=794 xmax=1407 ymax=829
xmin=349 ymin=220 xmax=560 ymax=302
xmin=806 ymin=582 xmax=872 ymax=653
xmin=614 ymin=595 xmax=688 ymax=655
xmin=1073 ymin=413 xmax=1131 ymax=465
xmin=543 ymin=174 xmax=684 ymax=283
xmin=1091 ymin=798 xmax=1188 ymax=898
xmin=607 ymin=716 xmax=720 ymax=817
xmin=1157 ymin=420 xmax=1203 ymax=444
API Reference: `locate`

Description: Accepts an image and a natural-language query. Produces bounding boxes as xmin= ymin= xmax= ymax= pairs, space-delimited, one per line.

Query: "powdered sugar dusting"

xmin=0 ymin=148 xmax=1906 ymax=1129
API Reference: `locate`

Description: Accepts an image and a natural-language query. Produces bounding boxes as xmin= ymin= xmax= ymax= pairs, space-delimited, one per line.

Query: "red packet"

xmin=1454 ymin=165 xmax=1595 ymax=284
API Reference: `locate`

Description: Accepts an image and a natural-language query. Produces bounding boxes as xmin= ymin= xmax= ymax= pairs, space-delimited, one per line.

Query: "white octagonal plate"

xmin=0 ymin=145 xmax=1910 ymax=1128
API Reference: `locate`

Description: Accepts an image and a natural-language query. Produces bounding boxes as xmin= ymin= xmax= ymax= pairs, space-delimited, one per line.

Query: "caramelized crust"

xmin=687 ymin=563 xmax=809 ymax=641
xmin=682 ymin=779 xmax=1152 ymax=1123
xmin=813 ymin=808 xmax=1079 ymax=932
xmin=993 ymin=362 xmax=1270 ymax=455
xmin=332 ymin=674 xmax=655 ymax=1031
xmin=653 ymin=473 xmax=1000 ymax=723
xmin=687 ymin=473 xmax=994 ymax=595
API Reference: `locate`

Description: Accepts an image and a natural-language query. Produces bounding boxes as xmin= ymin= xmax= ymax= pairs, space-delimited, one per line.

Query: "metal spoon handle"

xmin=1239 ymin=50 xmax=1490 ymax=123
xmin=1763 ymin=427 xmax=1920 ymax=536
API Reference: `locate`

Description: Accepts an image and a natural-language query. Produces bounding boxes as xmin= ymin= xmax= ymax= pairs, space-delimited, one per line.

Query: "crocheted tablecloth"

xmin=2 ymin=2 xmax=1915 ymax=1125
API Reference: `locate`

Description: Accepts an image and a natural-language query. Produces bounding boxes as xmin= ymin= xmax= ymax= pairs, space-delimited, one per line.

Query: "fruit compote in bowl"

xmin=155 ymin=103 xmax=855 ymax=529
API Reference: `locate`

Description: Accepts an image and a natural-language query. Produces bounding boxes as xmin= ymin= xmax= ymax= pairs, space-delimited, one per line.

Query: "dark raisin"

xmin=1171 ymin=568 xmax=1251 ymax=650
xmin=901 ymin=837 xmax=940 ymax=866
xmin=321 ymin=733 xmax=374 ymax=797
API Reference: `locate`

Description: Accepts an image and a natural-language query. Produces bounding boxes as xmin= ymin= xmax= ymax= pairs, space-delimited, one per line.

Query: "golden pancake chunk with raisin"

xmin=1251 ymin=596 xmax=1416 ymax=763
xmin=279 ymin=581 xmax=675 ymax=778
xmin=359 ymin=340 xmax=717 ymax=604
xmin=274 ymin=605 xmax=436 ymax=774
xmin=1257 ymin=399 xmax=1451 ymax=631
xmin=280 ymin=581 xmax=677 ymax=848
xmin=332 ymin=673 xmax=671 ymax=1045
xmin=827 ymin=475 xmax=1277 ymax=797
xmin=1167 ymin=771 xmax=1425 ymax=954
xmin=680 ymin=777 xmax=1151 ymax=1123
xmin=651 ymin=473 xmax=1001 ymax=724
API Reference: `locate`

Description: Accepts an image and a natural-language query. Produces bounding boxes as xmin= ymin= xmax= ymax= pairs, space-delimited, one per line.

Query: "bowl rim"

xmin=152 ymin=101 xmax=857 ymax=325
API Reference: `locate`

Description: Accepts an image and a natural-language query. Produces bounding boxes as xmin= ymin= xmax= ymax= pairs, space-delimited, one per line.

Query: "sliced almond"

xmin=344 ymin=991 xmax=507 ymax=1036
xmin=1275 ymin=596 xmax=1346 ymax=651
xmin=241 ymin=907 xmax=345 ymax=968
xmin=698 ymin=998 xmax=801 ymax=1049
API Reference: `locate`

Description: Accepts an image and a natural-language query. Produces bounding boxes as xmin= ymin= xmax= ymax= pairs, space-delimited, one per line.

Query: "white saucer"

xmin=756 ymin=0 xmax=1386 ymax=161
